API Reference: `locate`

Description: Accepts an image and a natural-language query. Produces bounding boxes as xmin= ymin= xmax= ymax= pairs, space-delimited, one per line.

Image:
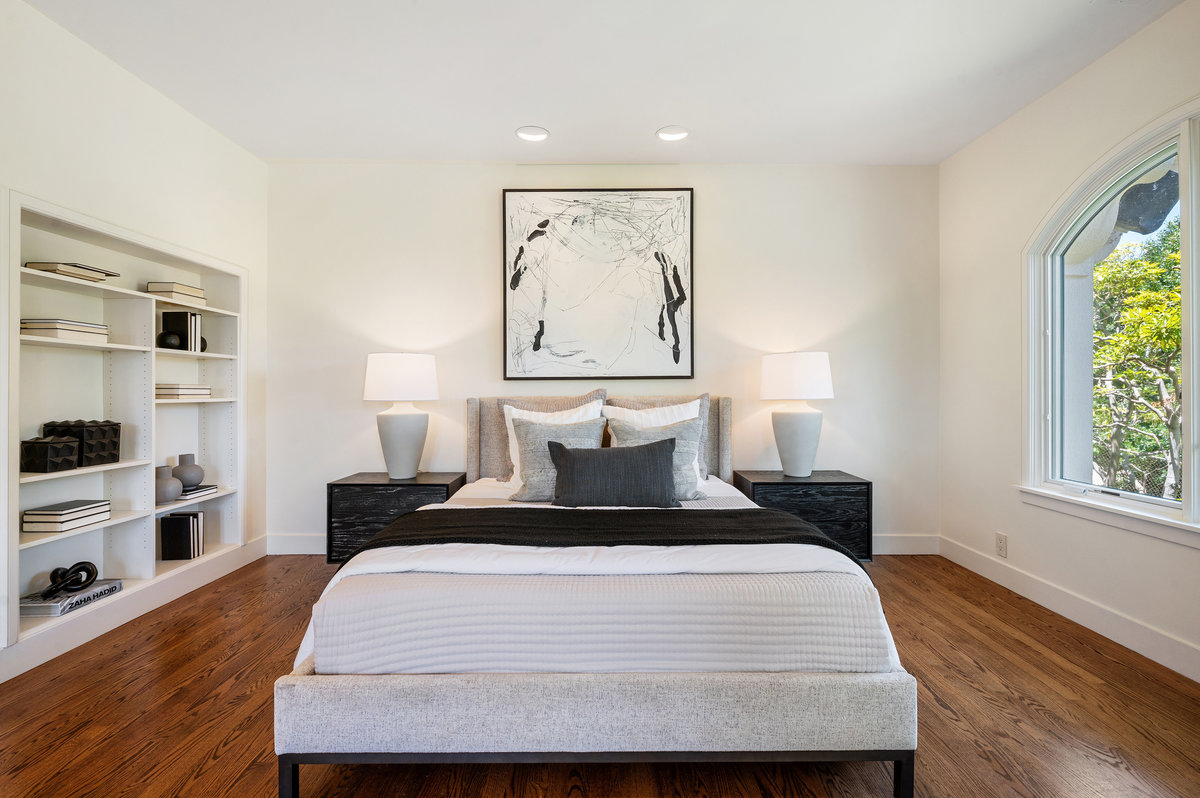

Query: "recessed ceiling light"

xmin=656 ymin=125 xmax=689 ymax=142
xmin=516 ymin=126 xmax=549 ymax=142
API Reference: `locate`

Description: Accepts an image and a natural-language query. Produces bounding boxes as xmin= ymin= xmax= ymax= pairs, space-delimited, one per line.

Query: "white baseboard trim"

xmin=268 ymin=533 xmax=326 ymax=556
xmin=873 ymin=533 xmax=940 ymax=555
xmin=940 ymin=537 xmax=1200 ymax=683
xmin=0 ymin=538 xmax=266 ymax=684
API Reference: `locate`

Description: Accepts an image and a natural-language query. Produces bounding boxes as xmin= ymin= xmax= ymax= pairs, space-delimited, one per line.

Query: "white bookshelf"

xmin=1 ymin=192 xmax=254 ymax=678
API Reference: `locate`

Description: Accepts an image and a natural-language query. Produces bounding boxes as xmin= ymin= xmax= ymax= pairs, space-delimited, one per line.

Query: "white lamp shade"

xmin=363 ymin=353 xmax=439 ymax=402
xmin=761 ymin=352 xmax=834 ymax=401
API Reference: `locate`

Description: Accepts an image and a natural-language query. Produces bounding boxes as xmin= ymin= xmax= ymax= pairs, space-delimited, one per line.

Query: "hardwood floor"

xmin=0 ymin=555 xmax=1196 ymax=797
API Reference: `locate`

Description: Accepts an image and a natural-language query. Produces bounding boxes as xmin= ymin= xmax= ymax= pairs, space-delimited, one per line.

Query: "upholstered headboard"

xmin=464 ymin=395 xmax=733 ymax=484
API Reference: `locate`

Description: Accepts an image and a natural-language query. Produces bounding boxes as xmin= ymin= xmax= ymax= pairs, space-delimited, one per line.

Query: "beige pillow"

xmin=484 ymin=389 xmax=606 ymax=479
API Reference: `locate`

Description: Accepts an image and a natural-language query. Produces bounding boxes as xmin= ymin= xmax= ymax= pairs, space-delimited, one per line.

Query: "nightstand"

xmin=733 ymin=470 xmax=873 ymax=561
xmin=326 ymin=471 xmax=467 ymax=563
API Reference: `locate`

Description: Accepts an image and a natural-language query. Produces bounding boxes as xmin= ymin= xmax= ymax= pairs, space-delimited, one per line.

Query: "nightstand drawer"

xmin=751 ymin=484 xmax=870 ymax=524
xmin=326 ymin=472 xmax=466 ymax=563
xmin=734 ymin=470 xmax=873 ymax=561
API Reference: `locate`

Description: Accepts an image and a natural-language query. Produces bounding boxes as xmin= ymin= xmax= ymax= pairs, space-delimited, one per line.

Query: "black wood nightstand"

xmin=733 ymin=470 xmax=873 ymax=561
xmin=326 ymin=471 xmax=467 ymax=563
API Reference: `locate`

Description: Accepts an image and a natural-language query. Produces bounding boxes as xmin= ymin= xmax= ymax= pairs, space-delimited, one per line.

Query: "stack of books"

xmin=180 ymin=484 xmax=218 ymax=501
xmin=160 ymin=310 xmax=203 ymax=352
xmin=161 ymin=511 xmax=205 ymax=560
xmin=24 ymin=261 xmax=120 ymax=282
xmin=146 ymin=281 xmax=206 ymax=306
xmin=22 ymin=499 xmax=112 ymax=533
xmin=20 ymin=318 xmax=109 ymax=344
xmin=156 ymin=383 xmax=212 ymax=399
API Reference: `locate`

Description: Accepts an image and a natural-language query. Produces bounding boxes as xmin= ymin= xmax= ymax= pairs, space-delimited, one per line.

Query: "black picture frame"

xmin=502 ymin=188 xmax=694 ymax=380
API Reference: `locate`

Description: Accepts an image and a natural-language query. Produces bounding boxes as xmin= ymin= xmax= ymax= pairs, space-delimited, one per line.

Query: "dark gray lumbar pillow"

xmin=606 ymin=416 xmax=708 ymax=500
xmin=510 ymin=417 xmax=606 ymax=501
xmin=548 ymin=438 xmax=680 ymax=508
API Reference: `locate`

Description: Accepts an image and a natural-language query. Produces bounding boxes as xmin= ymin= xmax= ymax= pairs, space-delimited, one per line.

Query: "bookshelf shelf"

xmin=19 ymin=458 xmax=153 ymax=484
xmin=154 ymin=542 xmax=238 ymax=578
xmin=2 ymin=191 xmax=250 ymax=678
xmin=17 ymin=577 xmax=154 ymax=638
xmin=154 ymin=397 xmax=236 ymax=405
xmin=18 ymin=510 xmax=153 ymax=550
xmin=20 ymin=334 xmax=151 ymax=353
xmin=20 ymin=267 xmax=149 ymax=300
xmin=153 ymin=297 xmax=239 ymax=317
xmin=154 ymin=349 xmax=237 ymax=360
xmin=153 ymin=487 xmax=237 ymax=515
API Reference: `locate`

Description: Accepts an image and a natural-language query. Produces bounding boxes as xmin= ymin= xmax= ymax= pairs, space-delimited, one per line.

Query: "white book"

xmin=24 ymin=328 xmax=109 ymax=343
xmin=146 ymin=281 xmax=205 ymax=297
xmin=21 ymin=318 xmax=109 ymax=330
xmin=150 ymin=291 xmax=207 ymax=306
xmin=22 ymin=511 xmax=111 ymax=532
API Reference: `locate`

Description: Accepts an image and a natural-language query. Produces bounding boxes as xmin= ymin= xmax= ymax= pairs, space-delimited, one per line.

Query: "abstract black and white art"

xmin=503 ymin=188 xmax=693 ymax=379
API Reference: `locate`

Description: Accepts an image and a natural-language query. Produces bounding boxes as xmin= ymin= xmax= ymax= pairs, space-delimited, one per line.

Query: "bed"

xmin=275 ymin=394 xmax=917 ymax=797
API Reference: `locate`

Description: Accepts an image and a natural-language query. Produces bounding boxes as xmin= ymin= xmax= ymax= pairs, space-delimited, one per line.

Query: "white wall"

xmin=266 ymin=162 xmax=941 ymax=554
xmin=939 ymin=0 xmax=1200 ymax=680
xmin=0 ymin=0 xmax=270 ymax=539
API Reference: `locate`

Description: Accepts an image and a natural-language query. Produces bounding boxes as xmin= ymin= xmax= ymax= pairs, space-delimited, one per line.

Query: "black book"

xmin=161 ymin=311 xmax=192 ymax=350
xmin=170 ymin=511 xmax=205 ymax=557
xmin=161 ymin=514 xmax=197 ymax=560
xmin=22 ymin=499 xmax=110 ymax=519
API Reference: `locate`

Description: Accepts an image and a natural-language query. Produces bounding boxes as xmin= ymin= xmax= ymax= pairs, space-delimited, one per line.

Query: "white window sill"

xmin=1019 ymin=485 xmax=1200 ymax=551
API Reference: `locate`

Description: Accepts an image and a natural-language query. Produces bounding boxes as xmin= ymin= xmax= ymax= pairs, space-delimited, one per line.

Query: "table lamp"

xmin=363 ymin=353 xmax=439 ymax=479
xmin=761 ymin=352 xmax=834 ymax=477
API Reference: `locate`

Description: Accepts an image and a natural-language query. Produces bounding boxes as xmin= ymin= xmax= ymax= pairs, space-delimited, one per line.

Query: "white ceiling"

xmin=26 ymin=0 xmax=1180 ymax=164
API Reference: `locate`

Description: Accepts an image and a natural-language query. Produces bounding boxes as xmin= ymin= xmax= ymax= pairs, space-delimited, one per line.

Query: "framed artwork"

xmin=503 ymin=188 xmax=694 ymax=379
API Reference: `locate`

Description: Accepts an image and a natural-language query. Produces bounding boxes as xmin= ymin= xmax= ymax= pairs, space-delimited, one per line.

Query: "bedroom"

xmin=0 ymin=0 xmax=1198 ymax=796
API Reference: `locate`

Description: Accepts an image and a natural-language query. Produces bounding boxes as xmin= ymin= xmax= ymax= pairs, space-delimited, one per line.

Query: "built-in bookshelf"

xmin=1 ymin=191 xmax=254 ymax=679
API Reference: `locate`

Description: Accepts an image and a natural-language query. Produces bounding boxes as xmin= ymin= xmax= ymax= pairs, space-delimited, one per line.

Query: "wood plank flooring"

xmin=0 ymin=555 xmax=1196 ymax=797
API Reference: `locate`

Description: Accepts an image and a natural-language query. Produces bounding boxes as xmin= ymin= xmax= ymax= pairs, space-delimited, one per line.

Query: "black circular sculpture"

xmin=156 ymin=331 xmax=183 ymax=349
xmin=40 ymin=561 xmax=98 ymax=599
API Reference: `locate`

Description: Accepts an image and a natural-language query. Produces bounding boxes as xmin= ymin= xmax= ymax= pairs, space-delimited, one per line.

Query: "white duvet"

xmin=295 ymin=477 xmax=899 ymax=673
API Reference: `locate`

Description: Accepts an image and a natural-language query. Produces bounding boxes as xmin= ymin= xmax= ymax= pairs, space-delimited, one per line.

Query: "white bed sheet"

xmin=295 ymin=477 xmax=899 ymax=672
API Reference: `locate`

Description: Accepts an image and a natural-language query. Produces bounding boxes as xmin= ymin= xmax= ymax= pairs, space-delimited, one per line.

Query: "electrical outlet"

xmin=995 ymin=532 xmax=1008 ymax=559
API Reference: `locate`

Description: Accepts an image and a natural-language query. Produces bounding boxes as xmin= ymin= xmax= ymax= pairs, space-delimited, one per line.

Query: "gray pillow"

xmin=510 ymin=417 xmax=606 ymax=502
xmin=607 ymin=417 xmax=708 ymax=501
xmin=606 ymin=394 xmax=711 ymax=477
xmin=548 ymin=439 xmax=679 ymax=508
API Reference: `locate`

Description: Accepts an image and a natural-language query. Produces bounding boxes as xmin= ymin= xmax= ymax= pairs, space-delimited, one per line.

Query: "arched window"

xmin=1028 ymin=115 xmax=1197 ymax=528
xmin=1057 ymin=147 xmax=1180 ymax=502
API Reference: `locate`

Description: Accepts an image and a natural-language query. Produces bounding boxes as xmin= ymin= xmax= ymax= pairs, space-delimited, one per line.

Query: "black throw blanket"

xmin=349 ymin=507 xmax=864 ymax=571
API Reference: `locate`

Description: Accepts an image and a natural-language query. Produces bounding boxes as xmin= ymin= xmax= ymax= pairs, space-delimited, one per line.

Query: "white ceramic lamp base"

xmin=772 ymin=404 xmax=823 ymax=477
xmin=376 ymin=402 xmax=429 ymax=479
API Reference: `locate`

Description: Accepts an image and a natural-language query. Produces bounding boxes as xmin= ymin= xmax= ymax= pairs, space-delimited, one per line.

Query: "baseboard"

xmin=874 ymin=533 xmax=940 ymax=555
xmin=940 ymin=537 xmax=1200 ymax=683
xmin=267 ymin=532 xmax=326 ymax=555
xmin=0 ymin=538 xmax=266 ymax=684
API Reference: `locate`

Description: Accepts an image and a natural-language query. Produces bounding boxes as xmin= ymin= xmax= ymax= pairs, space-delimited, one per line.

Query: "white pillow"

xmin=602 ymin=400 xmax=704 ymax=491
xmin=503 ymin=399 xmax=604 ymax=491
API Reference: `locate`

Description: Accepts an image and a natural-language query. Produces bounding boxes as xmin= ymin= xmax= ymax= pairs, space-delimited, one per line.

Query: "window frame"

xmin=1023 ymin=112 xmax=1200 ymax=548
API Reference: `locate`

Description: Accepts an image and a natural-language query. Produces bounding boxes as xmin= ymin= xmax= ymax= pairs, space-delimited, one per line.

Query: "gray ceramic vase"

xmin=156 ymin=465 xmax=183 ymax=504
xmin=172 ymin=453 xmax=204 ymax=489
